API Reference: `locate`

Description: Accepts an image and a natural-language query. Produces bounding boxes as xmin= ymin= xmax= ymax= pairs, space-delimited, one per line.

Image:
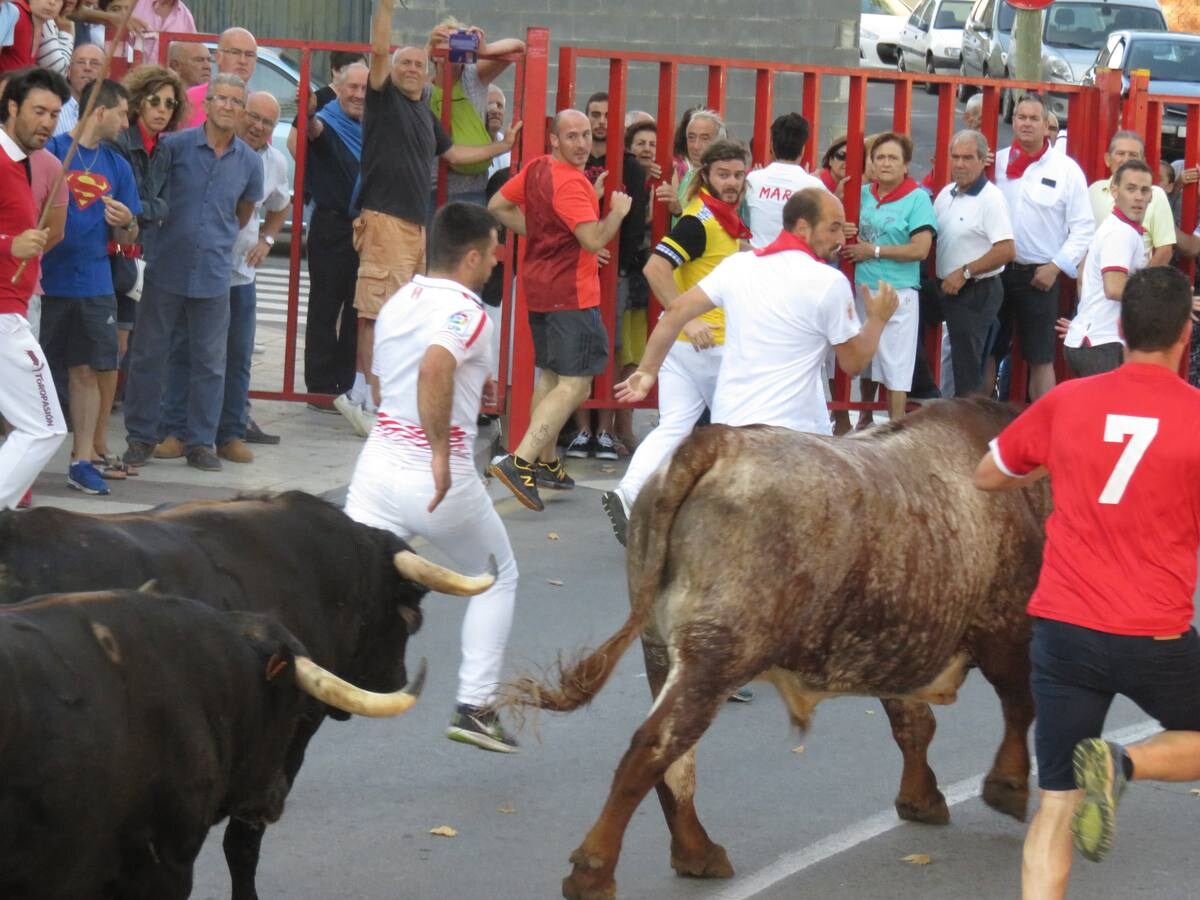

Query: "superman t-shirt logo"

xmin=67 ymin=170 xmax=111 ymax=210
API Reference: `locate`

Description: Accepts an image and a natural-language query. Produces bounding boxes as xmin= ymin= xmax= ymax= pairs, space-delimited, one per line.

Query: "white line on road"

xmin=715 ymin=719 xmax=1162 ymax=900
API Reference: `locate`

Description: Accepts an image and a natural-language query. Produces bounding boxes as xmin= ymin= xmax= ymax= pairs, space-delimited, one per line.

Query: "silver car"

xmin=959 ymin=0 xmax=1017 ymax=103
xmin=896 ymin=0 xmax=974 ymax=93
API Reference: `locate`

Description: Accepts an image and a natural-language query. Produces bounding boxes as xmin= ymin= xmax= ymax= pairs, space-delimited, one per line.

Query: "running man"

xmin=344 ymin=202 xmax=520 ymax=753
xmin=974 ymin=266 xmax=1200 ymax=898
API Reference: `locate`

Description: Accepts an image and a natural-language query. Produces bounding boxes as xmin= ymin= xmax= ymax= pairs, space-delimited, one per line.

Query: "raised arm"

xmin=369 ymin=0 xmax=395 ymax=91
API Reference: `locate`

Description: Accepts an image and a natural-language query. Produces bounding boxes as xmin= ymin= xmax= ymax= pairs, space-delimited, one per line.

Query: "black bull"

xmin=500 ymin=399 xmax=1052 ymax=900
xmin=0 ymin=491 xmax=489 ymax=900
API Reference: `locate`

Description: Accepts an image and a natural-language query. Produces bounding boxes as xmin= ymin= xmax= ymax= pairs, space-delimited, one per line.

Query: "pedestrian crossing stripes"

xmin=256 ymin=264 xmax=310 ymax=327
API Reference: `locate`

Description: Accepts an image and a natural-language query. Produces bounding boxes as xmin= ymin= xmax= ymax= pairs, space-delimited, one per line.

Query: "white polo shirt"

xmin=371 ymin=275 xmax=494 ymax=476
xmin=994 ymin=144 xmax=1094 ymax=277
xmin=932 ymin=175 xmax=1014 ymax=279
xmin=743 ymin=162 xmax=827 ymax=248
xmin=1087 ymin=180 xmax=1175 ymax=256
xmin=231 ymin=144 xmax=292 ymax=286
xmin=1064 ymin=210 xmax=1148 ymax=350
xmin=698 ymin=241 xmax=860 ymax=435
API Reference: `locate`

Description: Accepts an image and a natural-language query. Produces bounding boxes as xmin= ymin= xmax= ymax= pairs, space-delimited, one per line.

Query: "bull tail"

xmin=493 ymin=427 xmax=729 ymax=715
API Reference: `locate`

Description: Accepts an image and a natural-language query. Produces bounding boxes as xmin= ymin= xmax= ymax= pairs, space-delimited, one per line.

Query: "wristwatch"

xmin=261 ymin=234 xmax=276 ymax=247
xmin=121 ymin=219 xmax=137 ymax=231
xmin=873 ymin=244 xmax=881 ymax=260
xmin=961 ymin=265 xmax=972 ymax=280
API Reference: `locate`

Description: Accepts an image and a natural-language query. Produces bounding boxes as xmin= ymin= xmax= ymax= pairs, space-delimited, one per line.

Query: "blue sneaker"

xmin=67 ymin=460 xmax=111 ymax=496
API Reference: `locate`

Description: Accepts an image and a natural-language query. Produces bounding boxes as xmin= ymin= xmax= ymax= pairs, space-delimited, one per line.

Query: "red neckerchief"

xmin=698 ymin=188 xmax=752 ymax=241
xmin=1005 ymin=139 xmax=1050 ymax=180
xmin=754 ymin=230 xmax=822 ymax=260
xmin=1111 ymin=206 xmax=1146 ymax=235
xmin=138 ymin=119 xmax=159 ymax=156
xmin=869 ymin=177 xmax=920 ymax=205
xmin=819 ymin=168 xmax=838 ymax=192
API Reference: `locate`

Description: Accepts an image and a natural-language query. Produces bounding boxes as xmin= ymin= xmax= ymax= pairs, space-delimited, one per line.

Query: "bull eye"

xmin=90 ymin=621 xmax=122 ymax=665
xmin=398 ymin=605 xmax=422 ymax=634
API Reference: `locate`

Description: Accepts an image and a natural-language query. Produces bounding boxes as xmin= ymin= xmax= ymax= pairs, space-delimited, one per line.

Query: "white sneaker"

xmin=334 ymin=392 xmax=372 ymax=437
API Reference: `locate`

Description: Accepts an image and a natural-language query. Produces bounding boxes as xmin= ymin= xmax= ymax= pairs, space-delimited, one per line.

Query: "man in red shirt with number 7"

xmin=974 ymin=266 xmax=1200 ymax=900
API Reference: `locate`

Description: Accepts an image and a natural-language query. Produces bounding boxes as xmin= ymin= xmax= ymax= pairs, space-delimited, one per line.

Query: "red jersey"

xmin=0 ymin=0 xmax=34 ymax=73
xmin=499 ymin=154 xmax=600 ymax=312
xmin=992 ymin=363 xmax=1200 ymax=636
xmin=0 ymin=128 xmax=38 ymax=315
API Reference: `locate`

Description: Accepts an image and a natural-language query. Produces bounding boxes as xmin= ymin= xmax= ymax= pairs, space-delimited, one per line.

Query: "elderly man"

xmin=157 ymin=92 xmax=291 ymax=465
xmin=122 ymin=73 xmax=263 ymax=472
xmin=52 ymin=43 xmax=104 ymax=137
xmin=1087 ymin=131 xmax=1175 ymax=267
xmin=487 ymin=108 xmax=631 ymax=511
xmin=167 ymin=40 xmax=211 ymax=89
xmin=932 ymin=130 xmax=1015 ymax=396
xmin=342 ymin=0 xmax=517 ymax=430
xmin=184 ymin=27 xmax=256 ymax=128
xmin=486 ymin=84 xmax=509 ymax=178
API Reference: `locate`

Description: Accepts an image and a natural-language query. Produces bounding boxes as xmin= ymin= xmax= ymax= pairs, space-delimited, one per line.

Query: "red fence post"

xmin=1094 ymin=68 xmax=1124 ymax=178
xmin=981 ymin=85 xmax=1000 ymax=180
xmin=556 ymin=45 xmax=577 ymax=111
xmin=1180 ymin=105 xmax=1200 ymax=288
xmin=892 ymin=79 xmax=912 ymax=135
xmin=801 ymin=73 xmax=821 ymax=172
xmin=282 ymin=47 xmax=313 ymax=397
xmin=1124 ymin=69 xmax=1150 ymax=134
xmin=752 ymin=69 xmax=774 ymax=168
xmin=707 ymin=65 xmax=727 ymax=116
xmin=833 ymin=74 xmax=868 ymax=412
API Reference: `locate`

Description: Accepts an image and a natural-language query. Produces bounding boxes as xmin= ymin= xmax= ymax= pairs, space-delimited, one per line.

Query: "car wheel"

xmin=897 ymin=51 xmax=907 ymax=74
xmin=957 ymin=64 xmax=976 ymax=103
xmin=925 ymin=57 xmax=938 ymax=95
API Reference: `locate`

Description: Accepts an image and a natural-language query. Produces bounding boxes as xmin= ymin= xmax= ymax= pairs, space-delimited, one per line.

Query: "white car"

xmin=860 ymin=0 xmax=918 ymax=68
xmin=897 ymin=0 xmax=973 ymax=91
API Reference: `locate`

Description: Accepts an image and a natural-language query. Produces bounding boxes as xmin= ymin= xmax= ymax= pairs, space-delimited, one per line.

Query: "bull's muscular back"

xmin=645 ymin=399 xmax=1050 ymax=696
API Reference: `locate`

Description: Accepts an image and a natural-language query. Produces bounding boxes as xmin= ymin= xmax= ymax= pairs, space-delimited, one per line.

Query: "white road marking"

xmin=715 ymin=719 xmax=1162 ymax=900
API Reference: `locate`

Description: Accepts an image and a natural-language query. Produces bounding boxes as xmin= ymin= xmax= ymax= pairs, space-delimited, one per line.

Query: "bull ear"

xmin=263 ymin=644 xmax=297 ymax=684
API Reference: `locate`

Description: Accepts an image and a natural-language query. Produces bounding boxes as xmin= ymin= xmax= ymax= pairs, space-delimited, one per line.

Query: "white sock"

xmin=348 ymin=373 xmax=368 ymax=406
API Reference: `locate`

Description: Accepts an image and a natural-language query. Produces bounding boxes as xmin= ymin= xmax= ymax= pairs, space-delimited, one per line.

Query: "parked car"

xmin=860 ymin=0 xmax=918 ymax=67
xmin=1039 ymin=0 xmax=1166 ymax=123
xmin=896 ymin=0 xmax=974 ymax=94
xmin=959 ymin=0 xmax=1018 ymax=102
xmin=1082 ymin=30 xmax=1200 ymax=159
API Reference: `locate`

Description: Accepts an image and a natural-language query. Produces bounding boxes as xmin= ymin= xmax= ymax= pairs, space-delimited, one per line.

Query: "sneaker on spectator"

xmin=186 ymin=447 xmax=223 ymax=472
xmin=601 ymin=489 xmax=629 ymax=546
xmin=594 ymin=431 xmax=619 ymax=460
xmin=487 ymin=454 xmax=543 ymax=511
xmin=154 ymin=435 xmax=185 ymax=459
xmin=123 ymin=440 xmax=155 ymax=467
xmin=244 ymin=418 xmax=281 ymax=445
xmin=446 ymin=704 xmax=519 ymax=753
xmin=565 ymin=429 xmax=592 ymax=459
xmin=536 ymin=457 xmax=575 ymax=490
xmin=67 ymin=460 xmax=110 ymax=496
xmin=17 ymin=488 xmax=32 ymax=509
xmin=218 ymin=439 xmax=254 ymax=464
xmin=334 ymin=392 xmax=373 ymax=437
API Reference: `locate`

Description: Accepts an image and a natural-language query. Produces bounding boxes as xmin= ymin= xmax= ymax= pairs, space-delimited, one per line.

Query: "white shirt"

xmin=994 ymin=144 xmax=1094 ymax=277
xmin=53 ymin=97 xmax=78 ymax=137
xmin=933 ymin=176 xmax=1013 ymax=279
xmin=698 ymin=245 xmax=860 ymax=435
xmin=1087 ymin=180 xmax=1175 ymax=256
xmin=743 ymin=162 xmax=826 ymax=248
xmin=371 ymin=275 xmax=494 ymax=476
xmin=1065 ymin=211 xmax=1148 ymax=350
xmin=231 ymin=144 xmax=291 ymax=286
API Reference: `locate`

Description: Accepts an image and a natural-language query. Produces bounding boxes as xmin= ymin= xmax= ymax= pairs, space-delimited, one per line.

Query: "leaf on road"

xmin=791 ymin=745 xmax=805 ymax=754
xmin=547 ymin=532 xmax=560 ymax=541
xmin=1190 ymin=788 xmax=1200 ymax=797
xmin=901 ymin=853 xmax=931 ymax=865
xmin=866 ymin=709 xmax=876 ymax=715
xmin=498 ymin=806 xmax=516 ymax=814
xmin=429 ymin=826 xmax=458 ymax=838
xmin=547 ymin=579 xmax=564 ymax=586
xmin=600 ymin=466 xmax=616 ymax=473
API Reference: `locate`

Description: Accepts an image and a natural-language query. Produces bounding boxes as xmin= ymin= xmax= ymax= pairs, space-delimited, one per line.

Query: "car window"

xmin=1127 ymin=40 xmax=1200 ymax=83
xmin=997 ymin=1 xmax=1016 ymax=33
xmin=975 ymin=0 xmax=996 ymax=28
xmin=249 ymin=59 xmax=300 ymax=119
xmin=1043 ymin=4 xmax=1166 ymax=52
xmin=934 ymin=0 xmax=972 ymax=28
xmin=1106 ymin=38 xmax=1125 ymax=70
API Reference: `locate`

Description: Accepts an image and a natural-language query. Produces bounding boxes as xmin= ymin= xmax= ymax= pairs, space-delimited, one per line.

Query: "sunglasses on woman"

xmin=832 ymin=150 xmax=847 ymax=161
xmin=145 ymin=96 xmax=179 ymax=110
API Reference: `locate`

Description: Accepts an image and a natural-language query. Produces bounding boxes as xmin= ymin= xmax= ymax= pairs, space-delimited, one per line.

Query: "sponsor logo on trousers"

xmin=34 ymin=370 xmax=55 ymax=427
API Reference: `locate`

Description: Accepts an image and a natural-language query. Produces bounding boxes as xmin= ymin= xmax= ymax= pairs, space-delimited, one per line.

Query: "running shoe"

xmin=334 ymin=392 xmax=373 ymax=437
xmin=727 ymin=687 xmax=754 ymax=703
xmin=67 ymin=460 xmax=110 ymax=496
xmin=594 ymin=431 xmax=619 ymax=460
xmin=565 ymin=429 xmax=593 ymax=459
xmin=1072 ymin=738 xmax=1129 ymax=862
xmin=488 ymin=454 xmax=544 ymax=511
xmin=601 ymin=489 xmax=629 ymax=547
xmin=536 ymin=457 xmax=575 ymax=490
xmin=446 ymin=704 xmax=519 ymax=753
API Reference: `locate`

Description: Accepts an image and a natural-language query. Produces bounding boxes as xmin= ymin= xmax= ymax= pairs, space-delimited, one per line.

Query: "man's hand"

xmin=1055 ymin=316 xmax=1071 ymax=339
xmin=985 ymin=150 xmax=996 ymax=167
xmin=246 ymin=239 xmax=272 ymax=268
xmin=126 ymin=15 xmax=149 ymax=36
xmin=682 ymin=318 xmax=715 ymax=349
xmin=940 ymin=268 xmax=967 ymax=296
xmin=842 ymin=221 xmax=858 ymax=240
xmin=428 ymin=452 xmax=451 ymax=513
xmin=615 ymin=370 xmax=656 ymax=403
xmin=1182 ymin=166 xmax=1199 ymax=186
xmin=500 ymin=120 xmax=522 ymax=151
xmin=593 ymin=169 xmax=607 ymax=201
xmin=646 ymin=161 xmax=662 ymax=180
xmin=1031 ymin=262 xmax=1060 ymax=291
xmin=654 ymin=181 xmax=681 ymax=214
xmin=596 ymin=247 xmax=612 ymax=267
xmin=609 ymin=190 xmax=632 ymax=220
xmin=481 ymin=377 xmax=497 ymax=409
xmin=12 ymin=228 xmax=49 ymax=260
xmin=101 ymin=196 xmax=134 ymax=228
xmin=842 ymin=239 xmax=875 ymax=263
xmin=861 ymin=281 xmax=899 ymax=323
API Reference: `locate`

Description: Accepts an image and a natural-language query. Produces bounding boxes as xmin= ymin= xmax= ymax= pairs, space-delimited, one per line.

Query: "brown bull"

xmin=499 ymin=399 xmax=1051 ymax=900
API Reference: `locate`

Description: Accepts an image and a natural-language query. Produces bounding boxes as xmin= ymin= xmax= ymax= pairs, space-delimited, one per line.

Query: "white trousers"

xmin=0 ymin=313 xmax=66 ymax=508
xmin=618 ymin=341 xmax=723 ymax=507
xmin=344 ymin=439 xmax=519 ymax=708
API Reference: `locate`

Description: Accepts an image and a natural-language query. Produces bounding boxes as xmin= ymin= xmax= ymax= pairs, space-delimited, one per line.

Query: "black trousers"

xmin=304 ymin=207 xmax=359 ymax=395
xmin=939 ymin=275 xmax=1003 ymax=396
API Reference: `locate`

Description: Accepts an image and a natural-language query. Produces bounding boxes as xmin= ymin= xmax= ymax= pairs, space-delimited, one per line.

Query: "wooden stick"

xmin=12 ymin=1 xmax=138 ymax=284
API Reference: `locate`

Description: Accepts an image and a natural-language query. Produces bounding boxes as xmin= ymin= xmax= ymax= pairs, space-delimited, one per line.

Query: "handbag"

xmin=109 ymin=242 xmax=142 ymax=298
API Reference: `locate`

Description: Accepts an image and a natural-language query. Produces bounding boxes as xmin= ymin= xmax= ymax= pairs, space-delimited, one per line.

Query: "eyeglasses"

xmin=144 ymin=95 xmax=178 ymax=110
xmin=832 ymin=150 xmax=847 ymax=161
xmin=218 ymin=47 xmax=256 ymax=59
xmin=244 ymin=110 xmax=277 ymax=129
xmin=207 ymin=94 xmax=246 ymax=107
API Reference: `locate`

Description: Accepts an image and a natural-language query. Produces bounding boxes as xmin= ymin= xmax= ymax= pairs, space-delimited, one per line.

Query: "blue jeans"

xmin=161 ymin=282 xmax=255 ymax=445
xmin=124 ymin=284 xmax=230 ymax=451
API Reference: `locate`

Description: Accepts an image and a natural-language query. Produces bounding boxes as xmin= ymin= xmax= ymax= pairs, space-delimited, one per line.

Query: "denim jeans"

xmin=124 ymin=284 xmax=230 ymax=451
xmin=160 ymin=282 xmax=254 ymax=446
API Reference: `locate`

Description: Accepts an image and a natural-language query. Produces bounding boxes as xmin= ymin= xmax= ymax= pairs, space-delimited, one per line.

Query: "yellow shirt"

xmin=653 ymin=195 xmax=739 ymax=344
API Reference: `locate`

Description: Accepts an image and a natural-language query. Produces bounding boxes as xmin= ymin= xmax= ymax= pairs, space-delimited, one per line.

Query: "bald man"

xmin=52 ymin=44 xmax=105 ymax=137
xmin=337 ymin=0 xmax=518 ymax=433
xmin=485 ymin=109 xmax=632 ymax=511
xmin=184 ymin=27 xmax=257 ymax=128
xmin=167 ymin=40 xmax=213 ymax=89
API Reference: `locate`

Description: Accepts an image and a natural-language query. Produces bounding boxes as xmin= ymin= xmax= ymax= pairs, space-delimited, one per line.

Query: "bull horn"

xmin=293 ymin=656 xmax=427 ymax=718
xmin=393 ymin=550 xmax=497 ymax=596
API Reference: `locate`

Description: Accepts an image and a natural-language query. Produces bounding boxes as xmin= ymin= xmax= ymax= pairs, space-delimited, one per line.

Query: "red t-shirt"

xmin=0 ymin=0 xmax=34 ymax=73
xmin=992 ymin=363 xmax=1200 ymax=635
xmin=500 ymin=154 xmax=600 ymax=312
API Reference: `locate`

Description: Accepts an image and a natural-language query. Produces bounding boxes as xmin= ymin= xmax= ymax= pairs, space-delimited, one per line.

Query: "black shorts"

xmin=529 ymin=307 xmax=609 ymax=377
xmin=1031 ymin=618 xmax=1200 ymax=790
xmin=995 ymin=265 xmax=1060 ymax=366
xmin=1064 ymin=342 xmax=1123 ymax=378
xmin=39 ymin=294 xmax=119 ymax=371
xmin=116 ymin=294 xmax=136 ymax=332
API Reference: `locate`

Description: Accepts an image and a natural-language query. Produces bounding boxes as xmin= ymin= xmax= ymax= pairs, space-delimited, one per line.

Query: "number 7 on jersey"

xmin=1099 ymin=414 xmax=1159 ymax=505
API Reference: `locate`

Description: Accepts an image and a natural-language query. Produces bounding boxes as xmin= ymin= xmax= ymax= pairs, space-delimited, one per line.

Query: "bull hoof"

xmin=983 ymin=775 xmax=1029 ymax=822
xmin=563 ymin=850 xmax=616 ymax=900
xmin=562 ymin=872 xmax=615 ymax=900
xmin=671 ymin=841 xmax=734 ymax=879
xmin=895 ymin=792 xmax=950 ymax=826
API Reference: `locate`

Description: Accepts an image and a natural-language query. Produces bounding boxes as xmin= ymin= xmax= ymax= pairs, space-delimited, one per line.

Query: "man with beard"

xmin=0 ymin=67 xmax=68 ymax=508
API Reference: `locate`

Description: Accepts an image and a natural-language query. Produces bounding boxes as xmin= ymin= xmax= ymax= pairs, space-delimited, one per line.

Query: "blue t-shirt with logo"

xmin=854 ymin=182 xmax=936 ymax=290
xmin=41 ymin=134 xmax=143 ymax=298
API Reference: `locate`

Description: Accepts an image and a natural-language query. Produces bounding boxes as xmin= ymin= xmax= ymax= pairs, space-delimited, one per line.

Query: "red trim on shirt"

xmin=1111 ymin=207 xmax=1146 ymax=236
xmin=463 ymin=313 xmax=486 ymax=348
